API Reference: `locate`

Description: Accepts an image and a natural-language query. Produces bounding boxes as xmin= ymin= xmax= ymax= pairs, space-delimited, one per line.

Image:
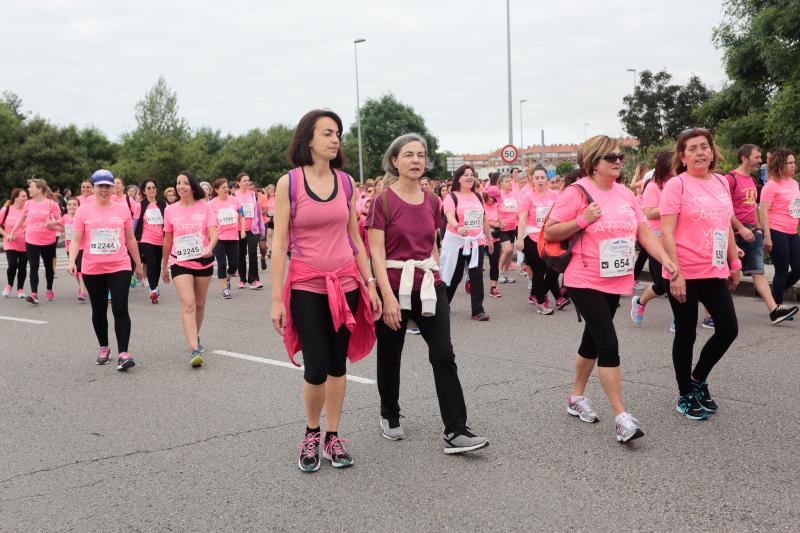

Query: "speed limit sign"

xmin=500 ymin=144 xmax=519 ymax=163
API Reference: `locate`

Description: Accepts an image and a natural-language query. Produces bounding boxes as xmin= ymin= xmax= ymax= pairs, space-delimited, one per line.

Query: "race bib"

xmin=599 ymin=236 xmax=634 ymax=278
xmin=242 ymin=203 xmax=255 ymax=219
xmin=64 ymin=224 xmax=73 ymax=242
xmin=503 ymin=198 xmax=518 ymax=210
xmin=144 ymin=209 xmax=163 ymax=225
xmin=463 ymin=209 xmax=483 ymax=230
xmin=217 ymin=208 xmax=236 ymax=226
xmin=175 ymin=233 xmax=204 ymax=261
xmin=712 ymin=229 xmax=727 ymax=267
xmin=89 ymin=228 xmax=120 ymax=255
xmin=789 ymin=198 xmax=800 ymax=219
xmin=535 ymin=206 xmax=550 ymax=226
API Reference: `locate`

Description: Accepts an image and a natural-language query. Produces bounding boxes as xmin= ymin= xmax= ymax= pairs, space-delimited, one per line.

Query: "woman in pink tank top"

xmin=270 ymin=109 xmax=380 ymax=473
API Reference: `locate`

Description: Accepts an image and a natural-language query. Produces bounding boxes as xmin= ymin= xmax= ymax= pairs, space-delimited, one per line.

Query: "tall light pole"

xmin=584 ymin=122 xmax=590 ymax=141
xmin=519 ymin=98 xmax=527 ymax=163
xmin=506 ymin=0 xmax=513 ymax=144
xmin=353 ymin=38 xmax=366 ymax=184
xmin=626 ymin=68 xmax=637 ymax=94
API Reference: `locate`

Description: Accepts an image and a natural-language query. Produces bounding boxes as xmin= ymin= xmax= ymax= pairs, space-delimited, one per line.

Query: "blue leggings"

xmin=769 ymin=229 xmax=800 ymax=304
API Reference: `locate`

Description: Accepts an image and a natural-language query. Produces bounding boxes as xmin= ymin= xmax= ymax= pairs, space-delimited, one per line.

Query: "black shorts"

xmin=498 ymin=230 xmax=517 ymax=244
xmin=266 ymin=219 xmax=274 ymax=230
xmin=171 ymin=264 xmax=214 ymax=278
xmin=75 ymin=249 xmax=84 ymax=272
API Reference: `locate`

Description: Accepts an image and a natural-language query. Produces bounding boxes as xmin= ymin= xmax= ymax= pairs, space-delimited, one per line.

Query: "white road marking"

xmin=0 ymin=315 xmax=48 ymax=324
xmin=213 ymin=350 xmax=377 ymax=385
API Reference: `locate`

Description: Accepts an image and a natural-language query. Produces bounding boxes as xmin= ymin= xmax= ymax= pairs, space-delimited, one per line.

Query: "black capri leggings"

xmin=5 ymin=250 xmax=27 ymax=289
xmin=289 ymin=288 xmax=359 ymax=385
xmin=648 ymin=255 xmax=667 ymax=296
xmin=487 ymin=238 xmax=500 ymax=282
xmin=138 ymin=242 xmax=163 ymax=291
xmin=567 ymin=287 xmax=621 ymax=368
xmin=214 ymin=239 xmax=240 ymax=279
xmin=523 ymin=235 xmax=560 ymax=301
xmin=634 ymin=248 xmax=649 ymax=280
xmin=25 ymin=241 xmax=57 ymax=293
xmin=82 ymin=271 xmax=132 ymax=353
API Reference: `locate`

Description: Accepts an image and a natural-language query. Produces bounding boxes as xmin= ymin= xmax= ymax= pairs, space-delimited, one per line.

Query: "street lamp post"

xmin=506 ymin=0 xmax=513 ymax=144
xmin=626 ymin=68 xmax=637 ymax=94
xmin=584 ymin=122 xmax=590 ymax=141
xmin=519 ymin=99 xmax=527 ymax=165
xmin=353 ymin=38 xmax=366 ymax=184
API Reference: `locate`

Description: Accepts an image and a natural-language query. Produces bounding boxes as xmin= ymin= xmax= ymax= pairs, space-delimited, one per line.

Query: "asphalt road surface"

xmin=1 ymin=253 xmax=798 ymax=531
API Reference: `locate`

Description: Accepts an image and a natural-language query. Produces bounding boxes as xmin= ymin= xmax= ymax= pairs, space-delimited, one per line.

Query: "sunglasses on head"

xmin=598 ymin=153 xmax=624 ymax=163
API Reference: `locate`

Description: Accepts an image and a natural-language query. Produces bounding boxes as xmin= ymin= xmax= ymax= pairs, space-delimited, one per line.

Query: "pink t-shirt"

xmin=265 ymin=196 xmax=276 ymax=221
xmin=761 ymin=178 xmax=800 ymax=234
xmin=442 ymin=191 xmax=487 ymax=244
xmin=365 ymin=189 xmax=441 ymax=292
xmin=484 ymin=202 xmax=500 ymax=241
xmin=209 ymin=196 xmax=243 ymax=242
xmin=519 ymin=189 xmax=559 ymax=235
xmin=725 ymin=171 xmax=759 ymax=226
xmin=498 ymin=190 xmax=520 ymax=230
xmin=641 ymin=179 xmax=665 ymax=234
xmin=62 ymin=213 xmax=74 ymax=248
xmin=1 ymin=205 xmax=27 ymax=252
xmin=22 ymin=198 xmax=62 ymax=246
xmin=290 ymin=174 xmax=358 ymax=294
xmin=72 ymin=202 xmax=133 ymax=275
xmin=163 ymin=201 xmax=217 ymax=270
xmin=132 ymin=201 xmax=165 ymax=246
xmin=549 ymin=178 xmax=644 ymax=295
xmin=234 ymin=190 xmax=257 ymax=232
xmin=659 ymin=173 xmax=733 ymax=280
xmin=79 ymin=194 xmax=95 ymax=205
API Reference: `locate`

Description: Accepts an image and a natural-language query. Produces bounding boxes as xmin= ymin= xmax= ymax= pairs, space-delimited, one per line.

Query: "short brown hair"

xmin=578 ymin=135 xmax=618 ymax=177
xmin=288 ymin=109 xmax=345 ymax=169
xmin=737 ymin=143 xmax=761 ymax=165
xmin=450 ymin=164 xmax=477 ymax=192
xmin=767 ymin=148 xmax=795 ymax=180
xmin=673 ymin=128 xmax=720 ymax=175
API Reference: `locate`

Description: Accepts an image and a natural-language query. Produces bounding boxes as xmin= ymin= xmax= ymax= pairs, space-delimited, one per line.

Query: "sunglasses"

xmin=598 ymin=153 xmax=624 ymax=163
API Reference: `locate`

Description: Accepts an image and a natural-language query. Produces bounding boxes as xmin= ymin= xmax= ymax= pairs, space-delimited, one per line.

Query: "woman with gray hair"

xmin=366 ymin=133 xmax=489 ymax=454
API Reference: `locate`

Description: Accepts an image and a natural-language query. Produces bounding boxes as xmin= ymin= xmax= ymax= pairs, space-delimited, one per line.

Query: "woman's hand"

xmin=670 ymin=274 xmax=687 ymax=303
xmin=488 ymin=241 xmax=494 ymax=255
xmin=729 ymin=269 xmax=741 ymax=292
xmin=271 ymin=299 xmax=287 ymax=336
xmin=68 ymin=262 xmax=77 ymax=277
xmin=381 ymin=293 xmax=402 ymax=331
xmin=162 ymin=267 xmax=171 ymax=284
xmin=134 ymin=263 xmax=144 ymax=282
xmin=582 ymin=202 xmax=602 ymax=224
xmin=202 ymin=245 xmax=213 ymax=258
xmin=456 ymin=227 xmax=468 ymax=237
xmin=764 ymin=236 xmax=772 ymax=253
xmin=661 ymin=258 xmax=679 ymax=281
xmin=368 ymin=284 xmax=383 ymax=321
xmin=514 ymin=239 xmax=524 ymax=252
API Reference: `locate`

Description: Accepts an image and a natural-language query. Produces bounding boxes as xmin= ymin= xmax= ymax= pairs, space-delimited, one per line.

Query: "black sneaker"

xmin=322 ymin=434 xmax=353 ymax=468
xmin=116 ymin=353 xmax=136 ymax=371
xmin=691 ymin=379 xmax=718 ymax=413
xmin=297 ymin=430 xmax=321 ymax=473
xmin=676 ymin=392 xmax=709 ymax=420
xmin=260 ymin=257 xmax=267 ymax=270
xmin=770 ymin=304 xmax=799 ymax=325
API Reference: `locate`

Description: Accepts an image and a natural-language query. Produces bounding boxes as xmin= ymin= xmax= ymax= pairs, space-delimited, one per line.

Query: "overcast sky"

xmin=2 ymin=0 xmax=728 ymax=154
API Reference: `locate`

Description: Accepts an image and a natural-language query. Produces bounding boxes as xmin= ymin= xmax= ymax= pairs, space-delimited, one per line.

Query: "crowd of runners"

xmin=2 ymin=109 xmax=800 ymax=472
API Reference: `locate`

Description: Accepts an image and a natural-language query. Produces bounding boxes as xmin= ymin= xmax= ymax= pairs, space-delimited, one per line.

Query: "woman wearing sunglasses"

xmin=544 ymin=135 xmax=675 ymax=443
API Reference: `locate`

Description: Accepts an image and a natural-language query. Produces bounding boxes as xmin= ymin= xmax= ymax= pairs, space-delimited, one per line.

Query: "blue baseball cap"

xmin=91 ymin=169 xmax=115 ymax=186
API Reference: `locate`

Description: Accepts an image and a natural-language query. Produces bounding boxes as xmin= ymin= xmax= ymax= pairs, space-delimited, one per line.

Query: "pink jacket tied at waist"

xmin=282 ymin=259 xmax=376 ymax=367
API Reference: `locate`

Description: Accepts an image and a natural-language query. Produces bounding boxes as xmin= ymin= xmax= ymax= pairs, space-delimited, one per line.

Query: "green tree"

xmin=698 ymin=0 xmax=800 ymax=150
xmin=341 ymin=94 xmax=444 ymax=181
xmin=620 ymin=70 xmax=713 ymax=149
xmin=555 ymin=160 xmax=576 ymax=176
xmin=134 ymin=76 xmax=189 ymax=142
xmin=211 ymin=125 xmax=294 ymax=184
xmin=0 ymin=101 xmax=26 ymax=191
xmin=13 ymin=118 xmax=93 ymax=191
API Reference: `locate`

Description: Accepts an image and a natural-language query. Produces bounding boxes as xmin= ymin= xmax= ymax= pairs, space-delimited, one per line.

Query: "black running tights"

xmin=5 ymin=250 xmax=27 ymax=289
xmin=139 ymin=242 xmax=162 ymax=291
xmin=25 ymin=242 xmax=56 ymax=293
xmin=82 ymin=271 xmax=132 ymax=353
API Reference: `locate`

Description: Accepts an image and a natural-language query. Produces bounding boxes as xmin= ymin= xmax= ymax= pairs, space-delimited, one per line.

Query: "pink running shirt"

xmin=659 ymin=173 xmax=733 ymax=280
xmin=760 ymin=178 xmax=800 ymax=234
xmin=519 ymin=189 xmax=559 ymax=235
xmin=725 ymin=171 xmax=759 ymax=226
xmin=1 ymin=205 xmax=27 ymax=252
xmin=234 ymin=190 xmax=256 ymax=232
xmin=62 ymin=213 xmax=74 ymax=248
xmin=210 ymin=196 xmax=243 ymax=242
xmin=132 ymin=201 xmax=165 ymax=246
xmin=549 ymin=177 xmax=644 ymax=295
xmin=442 ymin=191 xmax=487 ymax=244
xmin=72 ymin=202 xmax=133 ymax=275
xmin=498 ymin=190 xmax=520 ymax=231
xmin=22 ymin=199 xmax=61 ymax=246
xmin=163 ymin=201 xmax=217 ymax=270
xmin=641 ymin=180 xmax=665 ymax=233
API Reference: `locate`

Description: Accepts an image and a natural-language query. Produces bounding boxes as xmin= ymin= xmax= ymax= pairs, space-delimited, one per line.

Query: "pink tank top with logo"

xmin=291 ymin=172 xmax=358 ymax=294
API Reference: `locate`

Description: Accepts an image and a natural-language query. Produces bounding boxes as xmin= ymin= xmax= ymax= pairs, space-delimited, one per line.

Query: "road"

xmin=1 ymin=252 xmax=798 ymax=531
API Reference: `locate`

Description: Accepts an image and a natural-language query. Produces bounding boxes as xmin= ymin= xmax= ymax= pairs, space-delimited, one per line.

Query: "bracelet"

xmin=730 ymin=259 xmax=742 ymax=270
xmin=576 ymin=216 xmax=590 ymax=229
xmin=367 ymin=276 xmax=376 ymax=284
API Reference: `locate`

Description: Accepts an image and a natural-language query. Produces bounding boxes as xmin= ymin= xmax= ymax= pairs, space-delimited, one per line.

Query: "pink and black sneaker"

xmin=26 ymin=292 xmax=39 ymax=305
xmin=116 ymin=352 xmax=135 ymax=371
xmin=96 ymin=347 xmax=111 ymax=365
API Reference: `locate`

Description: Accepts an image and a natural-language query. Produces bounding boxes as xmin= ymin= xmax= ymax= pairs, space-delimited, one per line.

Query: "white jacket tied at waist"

xmin=439 ymin=231 xmax=484 ymax=287
xmin=385 ymin=257 xmax=440 ymax=317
